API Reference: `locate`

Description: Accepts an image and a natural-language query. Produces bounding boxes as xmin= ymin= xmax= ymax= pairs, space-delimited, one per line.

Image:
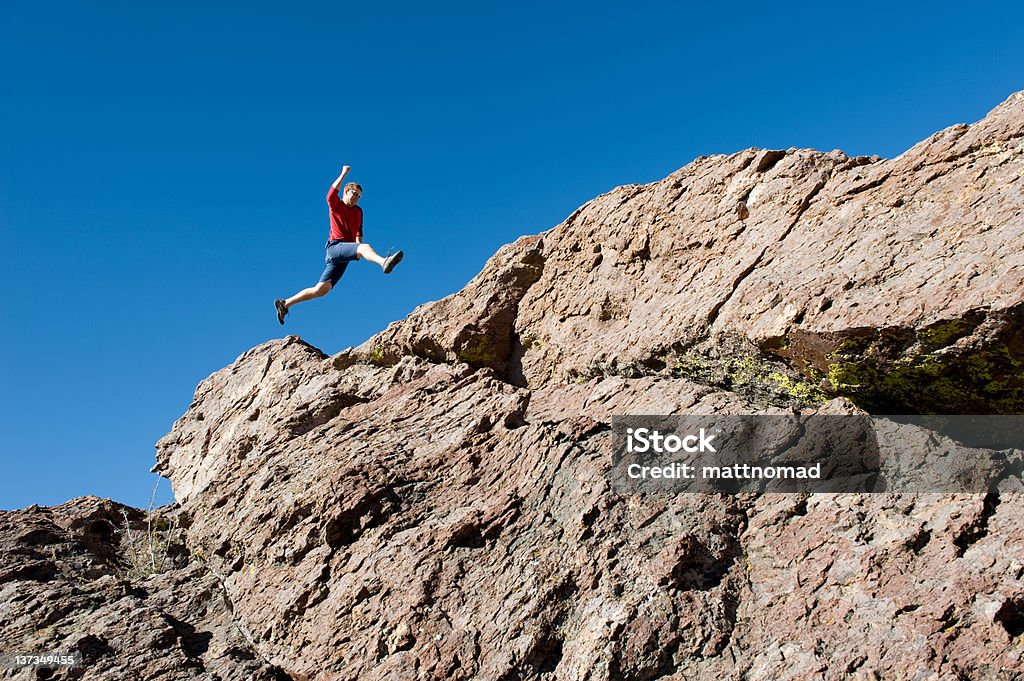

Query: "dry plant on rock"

xmin=122 ymin=481 xmax=180 ymax=579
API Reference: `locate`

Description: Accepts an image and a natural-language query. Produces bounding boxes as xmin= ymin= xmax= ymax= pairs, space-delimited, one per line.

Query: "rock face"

xmin=149 ymin=342 xmax=1024 ymax=681
xmin=0 ymin=497 xmax=287 ymax=680
xmin=366 ymin=91 xmax=1024 ymax=414
xmin=4 ymin=92 xmax=1023 ymax=680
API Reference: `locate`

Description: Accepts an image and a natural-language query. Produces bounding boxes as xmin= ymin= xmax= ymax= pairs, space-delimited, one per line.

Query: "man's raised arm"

xmin=330 ymin=165 xmax=351 ymax=192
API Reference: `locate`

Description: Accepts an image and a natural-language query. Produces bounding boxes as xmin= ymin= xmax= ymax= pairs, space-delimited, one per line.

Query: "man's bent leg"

xmin=285 ymin=281 xmax=332 ymax=308
xmin=356 ymin=243 xmax=386 ymax=267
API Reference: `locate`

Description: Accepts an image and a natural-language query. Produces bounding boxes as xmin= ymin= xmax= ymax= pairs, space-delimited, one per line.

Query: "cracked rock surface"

xmin=152 ymin=339 xmax=1024 ymax=680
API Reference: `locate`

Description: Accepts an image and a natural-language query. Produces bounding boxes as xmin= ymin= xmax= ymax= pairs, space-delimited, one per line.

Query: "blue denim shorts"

xmin=319 ymin=241 xmax=360 ymax=287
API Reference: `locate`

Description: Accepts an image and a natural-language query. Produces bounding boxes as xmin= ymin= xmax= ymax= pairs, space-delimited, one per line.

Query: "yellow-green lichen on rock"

xmin=667 ymin=340 xmax=830 ymax=408
xmin=455 ymin=333 xmax=501 ymax=367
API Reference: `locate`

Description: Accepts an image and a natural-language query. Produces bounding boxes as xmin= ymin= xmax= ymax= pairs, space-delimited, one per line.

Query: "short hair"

xmin=344 ymin=182 xmax=362 ymax=194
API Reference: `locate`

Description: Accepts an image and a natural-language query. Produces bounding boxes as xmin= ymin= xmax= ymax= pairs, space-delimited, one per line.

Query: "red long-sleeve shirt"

xmin=327 ymin=187 xmax=363 ymax=242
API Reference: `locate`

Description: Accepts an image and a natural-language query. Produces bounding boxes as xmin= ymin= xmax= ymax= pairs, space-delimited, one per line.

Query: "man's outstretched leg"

xmin=275 ymin=281 xmax=332 ymax=324
xmin=358 ymin=243 xmax=404 ymax=274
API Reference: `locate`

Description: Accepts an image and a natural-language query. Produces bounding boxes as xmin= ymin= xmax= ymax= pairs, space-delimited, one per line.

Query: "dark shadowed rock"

xmin=0 ymin=497 xmax=287 ymax=680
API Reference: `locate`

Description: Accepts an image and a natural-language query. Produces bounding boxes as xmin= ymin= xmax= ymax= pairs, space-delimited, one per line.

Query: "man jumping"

xmin=275 ymin=164 xmax=403 ymax=324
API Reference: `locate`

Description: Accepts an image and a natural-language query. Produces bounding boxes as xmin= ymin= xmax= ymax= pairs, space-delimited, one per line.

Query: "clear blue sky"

xmin=2 ymin=1 xmax=1022 ymax=510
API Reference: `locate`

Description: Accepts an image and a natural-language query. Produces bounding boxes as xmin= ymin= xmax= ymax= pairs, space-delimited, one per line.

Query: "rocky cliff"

xmin=3 ymin=92 xmax=1023 ymax=681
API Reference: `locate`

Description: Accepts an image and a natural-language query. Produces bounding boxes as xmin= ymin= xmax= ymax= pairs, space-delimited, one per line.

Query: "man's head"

xmin=342 ymin=182 xmax=362 ymax=206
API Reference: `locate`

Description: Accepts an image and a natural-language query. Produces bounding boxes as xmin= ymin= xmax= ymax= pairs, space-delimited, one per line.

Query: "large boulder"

xmin=148 ymin=92 xmax=1024 ymax=680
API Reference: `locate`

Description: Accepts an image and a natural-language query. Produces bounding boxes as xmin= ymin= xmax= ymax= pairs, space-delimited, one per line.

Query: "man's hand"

xmin=341 ymin=165 xmax=351 ymax=176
